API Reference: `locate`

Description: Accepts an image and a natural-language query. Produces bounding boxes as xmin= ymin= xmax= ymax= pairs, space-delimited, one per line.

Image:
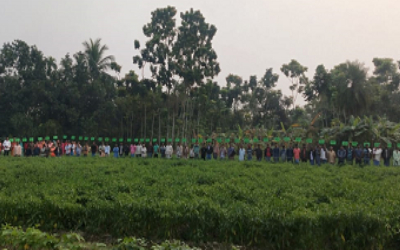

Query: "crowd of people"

xmin=1 ymin=137 xmax=400 ymax=166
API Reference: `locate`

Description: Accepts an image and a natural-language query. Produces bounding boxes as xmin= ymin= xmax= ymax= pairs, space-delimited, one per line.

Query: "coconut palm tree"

xmin=82 ymin=38 xmax=115 ymax=80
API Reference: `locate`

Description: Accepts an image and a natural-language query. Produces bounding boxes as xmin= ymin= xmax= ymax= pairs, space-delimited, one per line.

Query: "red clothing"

xmin=265 ymin=147 xmax=271 ymax=157
xmin=293 ymin=148 xmax=300 ymax=159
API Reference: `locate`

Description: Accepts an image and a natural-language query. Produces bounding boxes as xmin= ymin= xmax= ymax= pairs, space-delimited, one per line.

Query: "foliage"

xmin=2 ymin=158 xmax=400 ymax=249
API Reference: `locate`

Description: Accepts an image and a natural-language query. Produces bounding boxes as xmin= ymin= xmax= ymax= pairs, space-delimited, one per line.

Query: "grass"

xmin=1 ymin=157 xmax=400 ymax=249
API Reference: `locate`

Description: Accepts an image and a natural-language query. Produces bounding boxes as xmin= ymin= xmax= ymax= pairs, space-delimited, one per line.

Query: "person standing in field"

xmin=213 ymin=143 xmax=219 ymax=160
xmin=346 ymin=146 xmax=354 ymax=165
xmin=189 ymin=145 xmax=195 ymax=159
xmin=254 ymin=144 xmax=262 ymax=161
xmin=104 ymin=143 xmax=110 ymax=157
xmin=300 ymin=145 xmax=308 ymax=164
xmin=309 ymin=147 xmax=315 ymax=166
xmin=141 ymin=144 xmax=147 ymax=158
xmin=160 ymin=143 xmax=166 ymax=158
xmin=165 ymin=142 xmax=173 ymax=159
xmin=286 ymin=144 xmax=294 ymax=163
xmin=193 ymin=143 xmax=200 ymax=159
xmin=382 ymin=146 xmax=392 ymax=167
xmin=363 ymin=145 xmax=371 ymax=166
xmin=280 ymin=145 xmax=286 ymax=162
xmin=3 ymin=137 xmax=12 ymax=156
xmin=200 ymin=143 xmax=207 ymax=160
xmin=220 ymin=144 xmax=227 ymax=160
xmin=136 ymin=143 xmax=142 ymax=158
xmin=65 ymin=141 xmax=71 ymax=156
xmin=228 ymin=144 xmax=235 ymax=160
xmin=82 ymin=143 xmax=88 ymax=157
xmin=176 ymin=143 xmax=182 ymax=159
xmin=13 ymin=142 xmax=22 ymax=157
xmin=246 ymin=144 xmax=253 ymax=161
xmin=147 ymin=143 xmax=153 ymax=158
xmin=113 ymin=144 xmax=119 ymax=158
xmin=130 ymin=143 xmax=135 ymax=157
xmin=293 ymin=145 xmax=300 ymax=164
xmin=99 ymin=143 xmax=105 ymax=157
xmin=75 ymin=142 xmax=82 ymax=157
xmin=273 ymin=144 xmax=280 ymax=163
xmin=25 ymin=142 xmax=33 ymax=157
xmin=354 ymin=145 xmax=363 ymax=166
xmin=337 ymin=146 xmax=346 ymax=166
xmin=373 ymin=146 xmax=382 ymax=166
xmin=182 ymin=144 xmax=189 ymax=159
xmin=264 ymin=144 xmax=272 ymax=162
xmin=153 ymin=142 xmax=159 ymax=158
xmin=55 ymin=143 xmax=62 ymax=157
xmin=238 ymin=145 xmax=245 ymax=161
xmin=206 ymin=143 xmax=213 ymax=160
xmin=327 ymin=146 xmax=336 ymax=165
xmin=393 ymin=147 xmax=400 ymax=166
xmin=91 ymin=142 xmax=98 ymax=157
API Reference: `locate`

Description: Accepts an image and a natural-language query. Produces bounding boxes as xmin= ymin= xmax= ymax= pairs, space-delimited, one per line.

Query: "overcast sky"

xmin=1 ymin=0 xmax=400 ymax=103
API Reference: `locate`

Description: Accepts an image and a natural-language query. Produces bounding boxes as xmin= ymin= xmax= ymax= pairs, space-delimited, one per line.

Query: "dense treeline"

xmin=1 ymin=6 xmax=400 ymax=142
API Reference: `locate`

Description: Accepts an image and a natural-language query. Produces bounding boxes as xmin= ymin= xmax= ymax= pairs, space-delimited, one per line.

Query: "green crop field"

xmin=1 ymin=158 xmax=400 ymax=249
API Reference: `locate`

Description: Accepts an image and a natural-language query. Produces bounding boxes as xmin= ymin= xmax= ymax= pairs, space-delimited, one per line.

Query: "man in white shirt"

xmin=373 ymin=146 xmax=382 ymax=166
xmin=165 ymin=143 xmax=173 ymax=159
xmin=3 ymin=137 xmax=11 ymax=156
xmin=104 ymin=143 xmax=111 ymax=157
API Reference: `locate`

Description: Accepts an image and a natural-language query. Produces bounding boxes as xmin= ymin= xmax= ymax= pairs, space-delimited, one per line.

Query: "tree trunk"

xmin=144 ymin=104 xmax=147 ymax=139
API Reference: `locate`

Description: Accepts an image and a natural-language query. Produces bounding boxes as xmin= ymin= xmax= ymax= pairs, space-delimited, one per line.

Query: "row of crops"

xmin=1 ymin=158 xmax=400 ymax=249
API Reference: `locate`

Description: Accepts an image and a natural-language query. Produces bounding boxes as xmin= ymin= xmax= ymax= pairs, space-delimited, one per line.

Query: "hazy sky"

xmin=1 ymin=0 xmax=400 ymax=103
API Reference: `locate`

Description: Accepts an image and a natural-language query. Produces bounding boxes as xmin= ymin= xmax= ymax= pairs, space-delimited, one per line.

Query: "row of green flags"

xmin=5 ymin=136 xmax=400 ymax=148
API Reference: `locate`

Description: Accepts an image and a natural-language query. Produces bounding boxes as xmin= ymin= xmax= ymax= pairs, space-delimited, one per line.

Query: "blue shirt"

xmin=113 ymin=147 xmax=119 ymax=158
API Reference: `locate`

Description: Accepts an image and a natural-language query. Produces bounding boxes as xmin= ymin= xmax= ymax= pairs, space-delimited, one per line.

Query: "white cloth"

xmin=373 ymin=148 xmax=382 ymax=161
xmin=320 ymin=148 xmax=326 ymax=160
xmin=3 ymin=140 xmax=11 ymax=150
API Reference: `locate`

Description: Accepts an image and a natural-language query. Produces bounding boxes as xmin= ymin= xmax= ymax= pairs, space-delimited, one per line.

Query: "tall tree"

xmin=82 ymin=38 xmax=115 ymax=80
xmin=281 ymin=60 xmax=308 ymax=110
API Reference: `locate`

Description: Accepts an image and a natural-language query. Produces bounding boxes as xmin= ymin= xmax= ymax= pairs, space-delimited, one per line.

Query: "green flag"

xmin=182 ymin=138 xmax=187 ymax=143
xmin=167 ymin=138 xmax=172 ymax=142
xmin=29 ymin=137 xmax=34 ymax=142
xmin=153 ymin=138 xmax=157 ymax=142
xmin=206 ymin=138 xmax=212 ymax=143
xmin=91 ymin=137 xmax=95 ymax=141
xmin=38 ymin=137 xmax=43 ymax=141
xmin=244 ymin=138 xmax=249 ymax=143
xmin=192 ymin=138 xmax=197 ymax=143
xmin=283 ymin=137 xmax=290 ymax=142
xmin=175 ymin=138 xmax=180 ymax=142
xmin=120 ymin=138 xmax=124 ymax=142
xmin=374 ymin=142 xmax=380 ymax=147
xmin=140 ymin=138 xmax=144 ymax=142
xmin=306 ymin=138 xmax=312 ymax=143
xmin=127 ymin=138 xmax=132 ymax=143
xmin=274 ymin=137 xmax=281 ymax=142
xmin=263 ymin=138 xmax=269 ymax=142
xmin=98 ymin=137 xmax=103 ymax=142
xmin=397 ymin=143 xmax=400 ymax=148
xmin=198 ymin=138 xmax=203 ymax=143
xmin=112 ymin=138 xmax=117 ymax=142
xmin=352 ymin=142 xmax=358 ymax=147
xmin=53 ymin=136 xmax=58 ymax=140
xmin=387 ymin=143 xmax=392 ymax=148
xmin=295 ymin=137 xmax=301 ymax=142
xmin=15 ymin=138 xmax=20 ymax=142
xmin=78 ymin=136 xmax=83 ymax=141
xmin=84 ymin=137 xmax=89 ymax=141
xmin=105 ymin=137 xmax=110 ymax=142
xmin=330 ymin=140 xmax=337 ymax=145
xmin=318 ymin=139 xmax=325 ymax=145
xmin=364 ymin=142 xmax=370 ymax=147
xmin=225 ymin=138 xmax=230 ymax=143
xmin=71 ymin=136 xmax=76 ymax=140
xmin=134 ymin=138 xmax=139 ymax=142
xmin=234 ymin=138 xmax=240 ymax=143
xmin=9 ymin=139 xmax=14 ymax=142
xmin=342 ymin=141 xmax=348 ymax=146
xmin=45 ymin=136 xmax=50 ymax=140
xmin=160 ymin=138 xmax=165 ymax=142
xmin=145 ymin=138 xmax=150 ymax=142
xmin=63 ymin=135 xmax=67 ymax=139
xmin=22 ymin=138 xmax=27 ymax=142
xmin=253 ymin=138 xmax=259 ymax=143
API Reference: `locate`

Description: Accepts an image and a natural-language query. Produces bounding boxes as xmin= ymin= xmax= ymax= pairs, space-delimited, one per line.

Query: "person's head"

xmin=330 ymin=146 xmax=333 ymax=151
xmin=340 ymin=146 xmax=344 ymax=150
xmin=114 ymin=144 xmax=117 ymax=148
xmin=258 ymin=144 xmax=261 ymax=148
xmin=6 ymin=137 xmax=8 ymax=140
